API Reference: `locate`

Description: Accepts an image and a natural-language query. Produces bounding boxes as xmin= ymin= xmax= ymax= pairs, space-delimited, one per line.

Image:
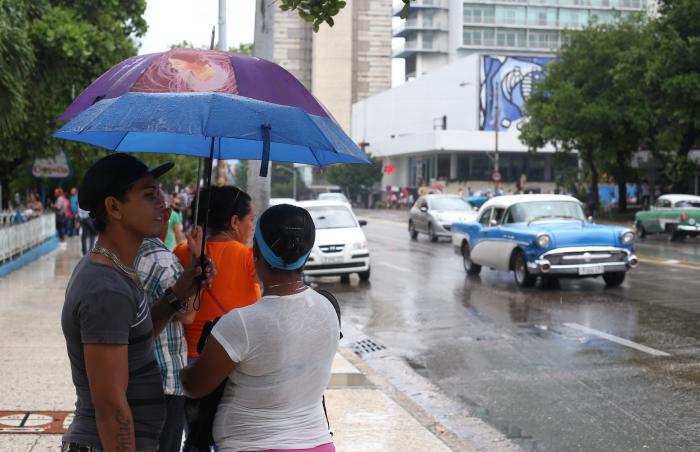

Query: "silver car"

xmin=409 ymin=195 xmax=477 ymax=242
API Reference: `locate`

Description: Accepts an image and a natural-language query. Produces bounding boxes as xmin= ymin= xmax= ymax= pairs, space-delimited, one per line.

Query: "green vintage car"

xmin=635 ymin=194 xmax=700 ymax=241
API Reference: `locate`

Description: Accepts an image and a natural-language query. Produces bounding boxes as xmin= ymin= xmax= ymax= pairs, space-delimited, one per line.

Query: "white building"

xmin=394 ymin=0 xmax=650 ymax=81
xmin=352 ymin=53 xmax=575 ymax=193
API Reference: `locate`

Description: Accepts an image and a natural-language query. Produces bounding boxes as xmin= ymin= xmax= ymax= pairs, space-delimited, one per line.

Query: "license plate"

xmin=579 ymin=265 xmax=604 ymax=275
xmin=323 ymin=256 xmax=344 ymax=264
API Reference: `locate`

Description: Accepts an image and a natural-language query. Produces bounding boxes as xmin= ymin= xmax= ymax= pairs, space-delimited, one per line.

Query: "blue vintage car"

xmin=451 ymin=194 xmax=639 ymax=287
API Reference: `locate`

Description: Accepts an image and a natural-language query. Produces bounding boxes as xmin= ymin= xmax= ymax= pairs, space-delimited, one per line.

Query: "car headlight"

xmin=350 ymin=240 xmax=367 ymax=250
xmin=536 ymin=234 xmax=551 ymax=248
xmin=621 ymin=230 xmax=636 ymax=244
xmin=689 ymin=218 xmax=697 ymax=226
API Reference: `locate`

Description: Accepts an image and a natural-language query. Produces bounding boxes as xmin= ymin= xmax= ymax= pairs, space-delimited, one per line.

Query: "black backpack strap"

xmin=316 ymin=289 xmax=342 ymax=339
xmin=316 ymin=288 xmax=342 ymax=435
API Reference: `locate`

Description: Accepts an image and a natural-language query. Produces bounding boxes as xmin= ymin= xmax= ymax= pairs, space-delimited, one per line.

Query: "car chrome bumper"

xmin=526 ymin=247 xmax=638 ymax=275
xmin=677 ymin=225 xmax=700 ymax=232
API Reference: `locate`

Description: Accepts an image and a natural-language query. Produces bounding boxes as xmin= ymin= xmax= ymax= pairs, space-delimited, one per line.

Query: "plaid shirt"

xmin=135 ymin=238 xmax=187 ymax=395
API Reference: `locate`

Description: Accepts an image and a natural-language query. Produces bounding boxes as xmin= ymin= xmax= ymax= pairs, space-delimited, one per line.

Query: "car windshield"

xmin=306 ymin=205 xmax=357 ymax=229
xmin=674 ymin=200 xmax=700 ymax=208
xmin=508 ymin=201 xmax=585 ymax=223
xmin=319 ymin=193 xmax=348 ymax=202
xmin=431 ymin=198 xmax=472 ymax=211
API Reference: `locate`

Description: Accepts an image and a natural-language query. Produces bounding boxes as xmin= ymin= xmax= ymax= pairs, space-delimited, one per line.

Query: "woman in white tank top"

xmin=180 ymin=204 xmax=340 ymax=452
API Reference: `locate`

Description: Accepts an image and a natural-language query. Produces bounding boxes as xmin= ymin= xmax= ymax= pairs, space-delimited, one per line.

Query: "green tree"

xmin=280 ymin=0 xmax=412 ymax=31
xmin=522 ymin=18 xmax=652 ymax=212
xmin=325 ymin=155 xmax=382 ymax=204
xmin=646 ymin=0 xmax=700 ymax=191
xmin=0 ymin=0 xmax=147 ymax=206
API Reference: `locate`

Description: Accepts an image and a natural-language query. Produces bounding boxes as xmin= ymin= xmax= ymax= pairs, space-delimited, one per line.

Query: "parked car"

xmin=297 ymin=200 xmax=370 ymax=282
xmin=635 ymin=194 xmax=700 ymax=241
xmin=318 ymin=192 xmax=351 ymax=207
xmin=409 ymin=194 xmax=478 ymax=242
xmin=269 ymin=197 xmax=297 ymax=207
xmin=464 ymin=189 xmax=504 ymax=209
xmin=451 ymin=194 xmax=638 ymax=288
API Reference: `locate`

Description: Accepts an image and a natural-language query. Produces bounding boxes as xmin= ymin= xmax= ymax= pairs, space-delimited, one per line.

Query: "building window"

xmin=496 ymin=29 xmax=525 ymax=48
xmin=422 ymin=32 xmax=434 ymax=49
xmin=495 ymin=6 xmax=525 ymax=26
xmin=559 ymin=9 xmax=589 ymax=28
xmin=463 ymin=5 xmax=494 ymax=24
xmin=422 ymin=10 xmax=434 ymax=27
xmin=528 ymin=7 xmax=556 ymax=27
xmin=463 ymin=27 xmax=494 ymax=46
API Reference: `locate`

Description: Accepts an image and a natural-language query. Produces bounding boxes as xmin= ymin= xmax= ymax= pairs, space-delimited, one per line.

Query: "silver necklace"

xmin=92 ymin=245 xmax=143 ymax=289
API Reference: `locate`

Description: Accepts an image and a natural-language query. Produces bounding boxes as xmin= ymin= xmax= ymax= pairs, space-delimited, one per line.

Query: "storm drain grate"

xmin=353 ymin=338 xmax=387 ymax=356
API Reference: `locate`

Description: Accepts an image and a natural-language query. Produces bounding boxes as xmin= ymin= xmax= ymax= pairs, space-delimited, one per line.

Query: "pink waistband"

xmin=243 ymin=443 xmax=335 ymax=452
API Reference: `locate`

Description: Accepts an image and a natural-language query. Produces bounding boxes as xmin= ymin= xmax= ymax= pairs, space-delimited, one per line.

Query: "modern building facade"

xmin=394 ymin=0 xmax=650 ymax=80
xmin=352 ymin=53 xmax=576 ymax=193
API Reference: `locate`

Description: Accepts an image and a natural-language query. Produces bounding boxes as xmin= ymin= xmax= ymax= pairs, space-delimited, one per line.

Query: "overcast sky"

xmin=139 ymin=0 xmax=404 ymax=86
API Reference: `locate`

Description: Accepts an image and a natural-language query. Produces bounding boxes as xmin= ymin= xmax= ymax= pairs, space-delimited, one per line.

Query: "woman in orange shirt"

xmin=174 ymin=185 xmax=260 ymax=359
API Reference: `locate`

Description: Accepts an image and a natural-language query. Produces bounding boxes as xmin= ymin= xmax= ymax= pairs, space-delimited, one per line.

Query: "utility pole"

xmin=215 ymin=0 xmax=228 ymax=187
xmin=493 ymin=80 xmax=501 ymax=193
xmin=247 ymin=0 xmax=273 ymax=210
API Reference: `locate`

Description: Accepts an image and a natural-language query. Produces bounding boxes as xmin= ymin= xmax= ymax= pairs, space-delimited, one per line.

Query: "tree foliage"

xmin=0 ymin=0 xmax=147 ymax=205
xmin=280 ymin=0 xmax=412 ymax=31
xmin=325 ymin=155 xmax=382 ymax=201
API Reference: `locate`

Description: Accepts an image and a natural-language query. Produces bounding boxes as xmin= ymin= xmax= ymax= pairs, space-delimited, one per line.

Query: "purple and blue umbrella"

xmin=53 ymin=48 xmax=368 ymax=272
xmin=54 ymin=48 xmax=369 ymax=174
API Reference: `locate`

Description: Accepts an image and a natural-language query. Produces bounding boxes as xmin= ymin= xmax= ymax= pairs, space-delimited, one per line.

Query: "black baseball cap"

xmin=79 ymin=153 xmax=174 ymax=213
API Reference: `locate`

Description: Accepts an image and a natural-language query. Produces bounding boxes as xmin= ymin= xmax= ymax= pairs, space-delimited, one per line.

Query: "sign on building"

xmin=31 ymin=152 xmax=72 ymax=179
xmin=479 ymin=56 xmax=554 ymax=132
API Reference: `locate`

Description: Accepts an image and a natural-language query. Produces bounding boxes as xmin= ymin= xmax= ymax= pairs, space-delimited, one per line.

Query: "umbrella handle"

xmin=194 ymin=137 xmax=216 ymax=311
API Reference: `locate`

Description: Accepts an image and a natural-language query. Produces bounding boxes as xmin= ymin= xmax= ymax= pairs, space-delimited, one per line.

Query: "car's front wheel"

xmin=462 ymin=242 xmax=481 ymax=276
xmin=428 ymin=223 xmax=438 ymax=242
xmin=635 ymin=221 xmax=647 ymax=239
xmin=358 ymin=267 xmax=370 ymax=281
xmin=408 ymin=220 xmax=418 ymax=240
xmin=603 ymin=272 xmax=626 ymax=287
xmin=512 ymin=251 xmax=536 ymax=288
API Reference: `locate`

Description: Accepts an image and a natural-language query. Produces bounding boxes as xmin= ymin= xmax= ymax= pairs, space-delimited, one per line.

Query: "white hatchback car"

xmin=297 ymin=200 xmax=370 ymax=282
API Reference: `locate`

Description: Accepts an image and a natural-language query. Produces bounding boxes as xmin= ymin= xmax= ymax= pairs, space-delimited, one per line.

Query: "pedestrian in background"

xmin=77 ymin=207 xmax=96 ymax=256
xmin=180 ymin=204 xmax=339 ymax=452
xmin=165 ymin=195 xmax=185 ymax=250
xmin=135 ymin=189 xmax=197 ymax=452
xmin=174 ymin=185 xmax=260 ymax=362
xmin=53 ymin=188 xmax=68 ymax=243
xmin=69 ymin=187 xmax=79 ymax=237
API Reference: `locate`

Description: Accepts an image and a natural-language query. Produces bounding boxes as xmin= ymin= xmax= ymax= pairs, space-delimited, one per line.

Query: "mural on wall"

xmin=480 ymin=55 xmax=554 ymax=132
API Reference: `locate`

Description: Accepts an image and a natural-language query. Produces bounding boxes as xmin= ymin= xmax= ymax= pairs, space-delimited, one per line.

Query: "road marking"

xmin=637 ymin=255 xmax=700 ymax=271
xmin=563 ymin=323 xmax=671 ymax=357
xmin=375 ymin=262 xmax=410 ymax=272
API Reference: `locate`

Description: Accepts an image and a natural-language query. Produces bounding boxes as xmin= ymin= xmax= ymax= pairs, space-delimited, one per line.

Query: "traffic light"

xmin=358 ymin=141 xmax=370 ymax=151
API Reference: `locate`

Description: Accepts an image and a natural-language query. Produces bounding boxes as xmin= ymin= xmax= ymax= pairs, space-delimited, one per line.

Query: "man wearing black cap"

xmin=61 ymin=153 xmax=214 ymax=452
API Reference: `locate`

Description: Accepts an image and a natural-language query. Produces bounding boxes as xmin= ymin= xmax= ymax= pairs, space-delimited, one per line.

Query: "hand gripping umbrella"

xmin=53 ymin=48 xmax=369 ymax=293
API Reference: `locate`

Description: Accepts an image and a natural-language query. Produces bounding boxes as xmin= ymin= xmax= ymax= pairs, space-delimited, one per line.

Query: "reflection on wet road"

xmin=315 ymin=213 xmax=700 ymax=451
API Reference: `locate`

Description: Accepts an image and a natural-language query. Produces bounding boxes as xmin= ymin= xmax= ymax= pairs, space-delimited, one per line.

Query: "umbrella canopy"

xmin=53 ymin=92 xmax=368 ymax=166
xmin=59 ymin=48 xmax=332 ymax=122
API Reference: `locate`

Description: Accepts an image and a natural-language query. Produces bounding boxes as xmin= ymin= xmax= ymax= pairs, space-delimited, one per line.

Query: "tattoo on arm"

xmin=115 ymin=412 xmax=133 ymax=451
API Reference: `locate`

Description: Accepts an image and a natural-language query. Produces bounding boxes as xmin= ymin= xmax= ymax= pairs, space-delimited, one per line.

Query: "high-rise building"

xmin=254 ymin=0 xmax=392 ymax=132
xmin=394 ymin=0 xmax=650 ymax=80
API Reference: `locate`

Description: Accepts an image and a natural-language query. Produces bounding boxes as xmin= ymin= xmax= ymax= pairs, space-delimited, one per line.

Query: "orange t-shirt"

xmin=174 ymin=240 xmax=261 ymax=358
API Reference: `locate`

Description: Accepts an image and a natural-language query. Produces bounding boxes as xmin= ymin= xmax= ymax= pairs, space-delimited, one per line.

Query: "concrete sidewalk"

xmin=0 ymin=238 xmax=464 ymax=451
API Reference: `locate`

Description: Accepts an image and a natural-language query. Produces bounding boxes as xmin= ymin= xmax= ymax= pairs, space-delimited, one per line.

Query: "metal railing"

xmin=0 ymin=213 xmax=56 ymax=263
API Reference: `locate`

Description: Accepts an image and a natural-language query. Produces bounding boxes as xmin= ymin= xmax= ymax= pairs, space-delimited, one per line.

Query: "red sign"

xmin=384 ymin=165 xmax=394 ymax=174
xmin=32 ymin=152 xmax=71 ymax=179
xmin=492 ymin=171 xmax=502 ymax=182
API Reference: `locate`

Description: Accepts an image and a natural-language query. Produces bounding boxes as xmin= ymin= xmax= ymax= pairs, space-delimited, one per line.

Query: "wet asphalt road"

xmin=311 ymin=211 xmax=700 ymax=452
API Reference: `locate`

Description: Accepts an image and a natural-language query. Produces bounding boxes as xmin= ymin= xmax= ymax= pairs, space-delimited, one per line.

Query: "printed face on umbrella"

xmin=132 ymin=48 xmax=238 ymax=94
